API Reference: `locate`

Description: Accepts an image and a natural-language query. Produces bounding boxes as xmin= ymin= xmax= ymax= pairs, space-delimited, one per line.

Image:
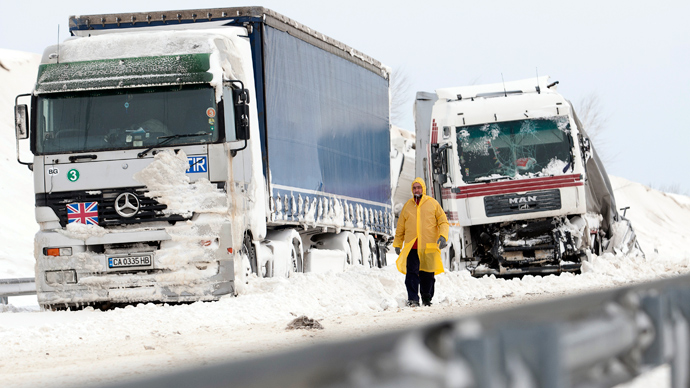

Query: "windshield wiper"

xmin=137 ymin=132 xmax=211 ymax=158
xmin=473 ymin=175 xmax=513 ymax=183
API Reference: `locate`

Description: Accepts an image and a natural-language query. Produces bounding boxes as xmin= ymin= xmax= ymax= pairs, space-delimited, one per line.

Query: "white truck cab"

xmin=416 ymin=77 xmax=635 ymax=276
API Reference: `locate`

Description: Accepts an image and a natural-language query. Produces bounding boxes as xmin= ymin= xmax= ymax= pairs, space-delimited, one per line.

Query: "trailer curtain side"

xmin=263 ymin=26 xmax=391 ymax=205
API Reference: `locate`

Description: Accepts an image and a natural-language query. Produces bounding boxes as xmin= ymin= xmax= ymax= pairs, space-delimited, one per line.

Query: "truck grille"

xmin=484 ymin=189 xmax=561 ymax=217
xmin=36 ymin=187 xmax=188 ymax=227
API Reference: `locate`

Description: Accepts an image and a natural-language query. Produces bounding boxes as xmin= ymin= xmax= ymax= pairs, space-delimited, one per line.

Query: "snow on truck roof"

xmin=68 ymin=6 xmax=390 ymax=79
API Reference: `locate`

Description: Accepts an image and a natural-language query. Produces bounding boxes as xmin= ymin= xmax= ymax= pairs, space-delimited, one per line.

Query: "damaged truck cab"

xmin=415 ymin=77 xmax=635 ymax=276
xmin=14 ymin=7 xmax=392 ymax=309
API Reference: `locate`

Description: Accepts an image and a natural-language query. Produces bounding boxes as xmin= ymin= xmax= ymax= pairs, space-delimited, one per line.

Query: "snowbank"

xmin=0 ymin=49 xmax=40 ymax=278
xmin=610 ymin=175 xmax=690 ymax=265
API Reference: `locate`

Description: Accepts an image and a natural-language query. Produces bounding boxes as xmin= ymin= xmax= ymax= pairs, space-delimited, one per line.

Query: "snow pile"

xmin=610 ymin=175 xmax=690 ymax=264
xmin=59 ymin=223 xmax=108 ymax=240
xmin=133 ymin=149 xmax=227 ymax=217
xmin=0 ymin=49 xmax=40 ymax=278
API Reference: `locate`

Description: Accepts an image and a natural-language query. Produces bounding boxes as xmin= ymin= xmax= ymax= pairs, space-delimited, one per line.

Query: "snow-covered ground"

xmin=1 ymin=49 xmax=688 ymax=387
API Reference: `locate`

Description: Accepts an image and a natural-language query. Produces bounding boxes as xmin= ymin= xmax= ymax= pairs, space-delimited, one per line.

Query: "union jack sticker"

xmin=66 ymin=202 xmax=99 ymax=225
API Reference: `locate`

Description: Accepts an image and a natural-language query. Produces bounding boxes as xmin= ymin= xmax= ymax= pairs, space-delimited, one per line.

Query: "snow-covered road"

xmin=2 ymin=218 xmax=689 ymax=388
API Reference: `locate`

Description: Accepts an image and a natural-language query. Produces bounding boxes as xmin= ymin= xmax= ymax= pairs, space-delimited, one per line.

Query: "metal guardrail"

xmin=98 ymin=273 xmax=690 ymax=388
xmin=0 ymin=278 xmax=36 ymax=304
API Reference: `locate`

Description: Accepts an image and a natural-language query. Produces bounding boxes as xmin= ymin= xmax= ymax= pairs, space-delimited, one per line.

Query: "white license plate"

xmin=108 ymin=254 xmax=153 ymax=269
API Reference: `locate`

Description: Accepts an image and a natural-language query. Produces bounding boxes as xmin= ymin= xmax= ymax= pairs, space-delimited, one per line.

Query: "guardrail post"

xmin=669 ymin=288 xmax=690 ymax=388
xmin=641 ymin=292 xmax=668 ymax=366
xmin=501 ymin=324 xmax=565 ymax=388
xmin=454 ymin=328 xmax=504 ymax=388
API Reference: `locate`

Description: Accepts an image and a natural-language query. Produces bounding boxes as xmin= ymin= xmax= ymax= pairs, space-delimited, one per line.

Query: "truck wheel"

xmin=367 ymin=236 xmax=377 ymax=268
xmin=375 ymin=241 xmax=387 ymax=268
xmin=344 ymin=232 xmax=360 ymax=266
xmin=243 ymin=233 xmax=258 ymax=276
xmin=357 ymin=233 xmax=375 ymax=268
xmin=43 ymin=304 xmax=68 ymax=311
xmin=345 ymin=245 xmax=353 ymax=266
xmin=592 ymin=234 xmax=601 ymax=256
xmin=358 ymin=240 xmax=372 ymax=267
xmin=449 ymin=246 xmax=457 ymax=271
xmin=291 ymin=237 xmax=303 ymax=274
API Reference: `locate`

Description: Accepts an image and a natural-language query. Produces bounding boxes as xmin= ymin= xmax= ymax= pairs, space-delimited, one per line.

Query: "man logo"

xmin=509 ymin=196 xmax=537 ymax=204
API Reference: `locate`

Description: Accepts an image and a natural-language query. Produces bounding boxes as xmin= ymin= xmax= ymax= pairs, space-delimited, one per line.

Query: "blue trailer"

xmin=14 ymin=7 xmax=392 ymax=309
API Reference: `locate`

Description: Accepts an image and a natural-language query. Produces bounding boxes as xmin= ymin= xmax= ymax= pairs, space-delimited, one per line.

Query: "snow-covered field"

xmin=1 ymin=49 xmax=688 ymax=387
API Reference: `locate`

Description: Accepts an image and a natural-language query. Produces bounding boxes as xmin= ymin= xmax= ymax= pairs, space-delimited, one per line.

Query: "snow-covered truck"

xmin=415 ymin=77 xmax=638 ymax=276
xmin=13 ymin=7 xmax=392 ymax=309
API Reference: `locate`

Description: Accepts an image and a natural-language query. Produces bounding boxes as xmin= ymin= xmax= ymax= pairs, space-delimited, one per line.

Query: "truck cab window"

xmin=456 ymin=116 xmax=571 ymax=182
xmin=35 ymin=84 xmax=219 ymax=155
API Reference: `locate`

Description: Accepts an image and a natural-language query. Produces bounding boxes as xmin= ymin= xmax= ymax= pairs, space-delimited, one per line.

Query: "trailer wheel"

xmin=358 ymin=239 xmax=372 ymax=267
xmin=345 ymin=244 xmax=353 ymax=266
xmin=375 ymin=241 xmax=387 ymax=268
xmin=367 ymin=236 xmax=377 ymax=268
xmin=357 ymin=234 xmax=376 ymax=268
xmin=291 ymin=237 xmax=303 ymax=274
xmin=43 ymin=304 xmax=69 ymax=311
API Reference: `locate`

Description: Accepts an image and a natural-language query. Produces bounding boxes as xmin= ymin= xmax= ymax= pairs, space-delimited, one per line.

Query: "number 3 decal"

xmin=67 ymin=169 xmax=80 ymax=182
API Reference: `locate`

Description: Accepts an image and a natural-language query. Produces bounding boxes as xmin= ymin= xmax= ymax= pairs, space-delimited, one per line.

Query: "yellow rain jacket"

xmin=393 ymin=177 xmax=449 ymax=275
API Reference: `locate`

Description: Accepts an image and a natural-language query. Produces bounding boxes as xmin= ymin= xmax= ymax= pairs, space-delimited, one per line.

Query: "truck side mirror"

xmin=431 ymin=143 xmax=450 ymax=185
xmin=232 ymin=88 xmax=250 ymax=141
xmin=579 ymin=136 xmax=592 ymax=162
xmin=15 ymin=104 xmax=29 ymax=140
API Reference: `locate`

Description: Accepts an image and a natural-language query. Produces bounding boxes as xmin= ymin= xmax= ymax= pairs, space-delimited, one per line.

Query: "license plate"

xmin=108 ymin=254 xmax=153 ymax=269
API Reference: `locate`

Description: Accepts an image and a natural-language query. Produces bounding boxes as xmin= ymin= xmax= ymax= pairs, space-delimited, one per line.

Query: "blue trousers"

xmin=405 ymin=249 xmax=435 ymax=302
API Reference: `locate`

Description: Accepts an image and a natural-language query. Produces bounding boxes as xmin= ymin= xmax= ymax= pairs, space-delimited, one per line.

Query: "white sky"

xmin=1 ymin=0 xmax=688 ymax=194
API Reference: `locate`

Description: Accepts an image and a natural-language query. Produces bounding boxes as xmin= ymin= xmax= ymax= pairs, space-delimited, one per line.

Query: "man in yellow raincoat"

xmin=393 ymin=177 xmax=449 ymax=307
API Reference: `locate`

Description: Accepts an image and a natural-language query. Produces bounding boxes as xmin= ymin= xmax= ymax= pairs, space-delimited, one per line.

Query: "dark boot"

xmin=406 ymin=300 xmax=420 ymax=307
xmin=421 ymin=294 xmax=432 ymax=306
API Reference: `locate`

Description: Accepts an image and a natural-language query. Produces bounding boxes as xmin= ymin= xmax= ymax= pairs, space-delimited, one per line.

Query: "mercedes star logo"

xmin=114 ymin=192 xmax=140 ymax=217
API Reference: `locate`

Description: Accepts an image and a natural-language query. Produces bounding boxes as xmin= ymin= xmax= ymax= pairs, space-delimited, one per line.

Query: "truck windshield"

xmin=35 ymin=85 xmax=220 ymax=155
xmin=456 ymin=116 xmax=572 ymax=182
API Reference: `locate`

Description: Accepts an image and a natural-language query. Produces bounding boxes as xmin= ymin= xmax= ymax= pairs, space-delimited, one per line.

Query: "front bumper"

xmin=34 ymin=228 xmax=235 ymax=307
xmin=471 ymin=262 xmax=581 ymax=277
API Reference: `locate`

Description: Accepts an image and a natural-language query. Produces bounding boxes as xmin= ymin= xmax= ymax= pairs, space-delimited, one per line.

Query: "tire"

xmin=592 ymin=233 xmax=601 ymax=256
xmin=291 ymin=237 xmax=303 ymax=274
xmin=374 ymin=241 xmax=386 ymax=268
xmin=357 ymin=233 xmax=374 ymax=268
xmin=264 ymin=261 xmax=274 ymax=278
xmin=449 ymin=246 xmax=457 ymax=271
xmin=242 ymin=253 xmax=252 ymax=280
xmin=367 ymin=236 xmax=377 ymax=268
xmin=243 ymin=233 xmax=258 ymax=277
xmin=345 ymin=245 xmax=353 ymax=266
xmin=358 ymin=240 xmax=368 ymax=267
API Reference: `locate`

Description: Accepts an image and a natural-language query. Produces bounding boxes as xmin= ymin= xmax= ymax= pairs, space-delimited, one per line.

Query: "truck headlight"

xmin=45 ymin=270 xmax=77 ymax=285
xmin=44 ymin=247 xmax=73 ymax=257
